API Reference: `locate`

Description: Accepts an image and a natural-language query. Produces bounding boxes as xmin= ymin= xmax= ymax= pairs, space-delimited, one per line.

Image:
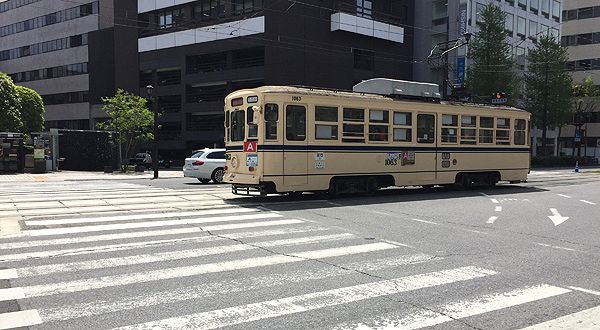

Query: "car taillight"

xmin=192 ymin=160 xmax=204 ymax=166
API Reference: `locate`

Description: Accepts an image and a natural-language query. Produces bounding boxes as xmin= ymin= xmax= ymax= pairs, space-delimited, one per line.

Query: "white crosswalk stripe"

xmin=1 ymin=182 xmax=599 ymax=330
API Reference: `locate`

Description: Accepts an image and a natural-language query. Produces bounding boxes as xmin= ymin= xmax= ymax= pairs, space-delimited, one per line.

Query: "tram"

xmin=223 ymin=79 xmax=530 ymax=196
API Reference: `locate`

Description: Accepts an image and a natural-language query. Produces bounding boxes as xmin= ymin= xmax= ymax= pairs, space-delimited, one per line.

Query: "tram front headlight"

xmin=231 ymin=156 xmax=239 ymax=169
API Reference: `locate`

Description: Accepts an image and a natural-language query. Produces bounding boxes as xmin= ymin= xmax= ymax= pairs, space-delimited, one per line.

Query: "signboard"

xmin=246 ymin=154 xmax=258 ymax=167
xmin=456 ymin=57 xmax=466 ymax=84
xmin=243 ymin=141 xmax=257 ymax=153
xmin=314 ymin=152 xmax=325 ymax=169
xmin=491 ymin=98 xmax=507 ymax=104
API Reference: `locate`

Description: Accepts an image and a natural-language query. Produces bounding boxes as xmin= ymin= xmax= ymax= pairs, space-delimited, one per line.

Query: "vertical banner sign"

xmin=457 ymin=57 xmax=466 ymax=84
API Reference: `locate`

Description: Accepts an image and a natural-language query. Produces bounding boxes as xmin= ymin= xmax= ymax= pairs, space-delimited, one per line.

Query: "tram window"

xmin=316 ymin=124 xmax=338 ymax=140
xmin=480 ymin=117 xmax=494 ymax=128
xmin=369 ymin=125 xmax=388 ymax=141
xmin=496 ymin=130 xmax=510 ymax=145
xmin=369 ymin=109 xmax=389 ymax=123
xmin=224 ymin=110 xmax=229 ymax=142
xmin=442 ymin=128 xmax=458 ymax=143
xmin=393 ymin=128 xmax=412 ymax=142
xmin=442 ymin=114 xmax=458 ymax=126
xmin=247 ymin=107 xmax=257 ymax=138
xmin=315 ymin=106 xmax=337 ymax=122
xmin=343 ymin=108 xmax=364 ymax=122
xmin=230 ymin=110 xmax=245 ymax=142
xmin=514 ymin=131 xmax=526 ymax=145
xmin=343 ymin=124 xmax=364 ymax=138
xmin=286 ymin=105 xmax=306 ymax=141
xmin=479 ymin=129 xmax=494 ymax=143
xmin=461 ymin=115 xmax=476 ymax=127
xmin=497 ymin=118 xmax=510 ymax=129
xmin=265 ymin=103 xmax=278 ymax=140
xmin=461 ymin=128 xmax=477 ymax=144
xmin=515 ymin=119 xmax=526 ymax=130
xmin=417 ymin=114 xmax=435 ymax=143
xmin=393 ymin=112 xmax=411 ymax=125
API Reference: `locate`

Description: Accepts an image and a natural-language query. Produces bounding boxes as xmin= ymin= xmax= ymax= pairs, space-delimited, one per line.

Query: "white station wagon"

xmin=182 ymin=148 xmax=226 ymax=184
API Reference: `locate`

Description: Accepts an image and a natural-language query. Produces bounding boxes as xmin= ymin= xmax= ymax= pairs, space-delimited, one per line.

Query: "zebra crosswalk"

xmin=1 ymin=181 xmax=599 ymax=329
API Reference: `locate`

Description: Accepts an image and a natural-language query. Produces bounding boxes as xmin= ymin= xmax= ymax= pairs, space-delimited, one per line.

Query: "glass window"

xmin=518 ymin=0 xmax=526 ymax=9
xmin=505 ymin=13 xmax=514 ymax=32
xmin=316 ymin=125 xmax=338 ymax=140
xmin=461 ymin=128 xmax=477 ymax=144
xmin=393 ymin=128 xmax=411 ymax=142
xmin=461 ymin=115 xmax=476 ymax=127
xmin=497 ymin=118 xmax=510 ymax=128
xmin=393 ymin=112 xmax=412 ymax=125
xmin=578 ymin=7 xmax=593 ymax=19
xmin=417 ymin=114 xmax=435 ymax=143
xmin=207 ymin=151 xmax=226 ymax=159
xmin=369 ymin=125 xmax=388 ymax=142
xmin=315 ymin=106 xmax=337 ymax=122
xmin=286 ymin=105 xmax=306 ymax=141
xmin=343 ymin=108 xmax=364 ymax=121
xmin=496 ymin=130 xmax=510 ymax=145
xmin=541 ymin=0 xmax=549 ymax=13
xmin=552 ymin=0 xmax=559 ymax=17
xmin=530 ymin=0 xmax=538 ymax=11
xmin=230 ymin=110 xmax=245 ymax=142
xmin=515 ymin=119 xmax=526 ymax=130
xmin=342 ymin=123 xmax=364 ymax=142
xmin=514 ymin=131 xmax=526 ymax=145
xmin=369 ymin=109 xmax=389 ymax=123
xmin=265 ymin=103 xmax=278 ymax=140
xmin=479 ymin=129 xmax=493 ymax=143
xmin=442 ymin=128 xmax=458 ymax=143
xmin=247 ymin=106 xmax=258 ymax=138
xmin=517 ymin=16 xmax=526 ymax=36
xmin=529 ymin=20 xmax=537 ymax=38
xmin=442 ymin=114 xmax=458 ymax=126
xmin=357 ymin=0 xmax=372 ymax=18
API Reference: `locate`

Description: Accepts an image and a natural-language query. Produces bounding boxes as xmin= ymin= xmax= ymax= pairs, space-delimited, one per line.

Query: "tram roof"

xmin=245 ymin=86 xmax=528 ymax=113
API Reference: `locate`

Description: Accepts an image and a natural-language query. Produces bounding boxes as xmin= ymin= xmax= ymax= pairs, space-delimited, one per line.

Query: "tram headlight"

xmin=231 ymin=156 xmax=239 ymax=169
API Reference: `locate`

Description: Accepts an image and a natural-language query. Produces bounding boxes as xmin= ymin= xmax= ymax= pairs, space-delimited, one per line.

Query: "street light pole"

xmin=146 ymin=84 xmax=159 ymax=179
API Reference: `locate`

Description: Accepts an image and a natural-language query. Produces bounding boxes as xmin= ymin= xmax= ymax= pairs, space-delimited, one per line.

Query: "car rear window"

xmin=206 ymin=151 xmax=226 ymax=159
xmin=191 ymin=151 xmax=204 ymax=158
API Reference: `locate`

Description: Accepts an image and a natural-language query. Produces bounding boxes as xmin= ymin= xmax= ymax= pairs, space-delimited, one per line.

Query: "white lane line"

xmin=15 ymin=234 xmax=355 ymax=277
xmin=461 ymin=229 xmax=489 ymax=235
xmin=113 ymin=266 xmax=496 ymax=330
xmin=24 ymin=207 xmax=251 ymax=226
xmin=0 ymin=310 xmax=43 ymax=330
xmin=338 ymin=284 xmax=570 ymax=330
xmin=491 ymin=199 xmax=499 ymax=204
xmin=40 ymin=253 xmax=440 ymax=322
xmin=519 ymin=305 xmax=600 ymax=329
xmin=26 ymin=213 xmax=283 ymax=236
xmin=411 ymin=218 xmax=438 ymax=225
xmin=0 ymin=287 xmax=25 ymax=302
xmin=487 ymin=216 xmax=498 ymax=224
xmin=567 ymin=286 xmax=600 ymax=296
xmin=580 ymin=200 xmax=596 ymax=205
xmin=495 ymin=206 xmax=502 ymax=212
xmin=21 ymin=242 xmax=399 ymax=298
xmin=557 ymin=194 xmax=571 ymax=198
xmin=201 ymin=219 xmax=303 ymax=231
xmin=0 ymin=227 xmax=204 ymax=250
xmin=535 ymin=243 xmax=577 ymax=252
xmin=0 ymin=269 xmax=18 ymax=279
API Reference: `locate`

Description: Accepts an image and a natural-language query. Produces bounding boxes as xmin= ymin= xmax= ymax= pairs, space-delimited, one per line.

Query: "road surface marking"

xmin=26 ymin=213 xmax=283 ymax=236
xmin=0 ymin=310 xmax=42 ymax=330
xmin=519 ymin=305 xmax=600 ymax=329
xmin=336 ymin=284 xmax=570 ymax=330
xmin=557 ymin=194 xmax=571 ymax=198
xmin=491 ymin=199 xmax=499 ymax=204
xmin=0 ymin=287 xmax=25 ymax=302
xmin=113 ymin=266 xmax=496 ymax=330
xmin=40 ymin=253 xmax=440 ymax=322
xmin=461 ymin=229 xmax=489 ymax=235
xmin=24 ymin=207 xmax=254 ymax=226
xmin=411 ymin=218 xmax=438 ymax=225
xmin=535 ymin=243 xmax=577 ymax=252
xmin=495 ymin=206 xmax=502 ymax=212
xmin=20 ymin=243 xmax=399 ymax=298
xmin=14 ymin=234 xmax=355 ymax=277
xmin=567 ymin=286 xmax=600 ymax=296
xmin=548 ymin=208 xmax=569 ymax=226
xmin=0 ymin=269 xmax=17 ymax=279
xmin=580 ymin=200 xmax=596 ymax=205
xmin=487 ymin=216 xmax=498 ymax=224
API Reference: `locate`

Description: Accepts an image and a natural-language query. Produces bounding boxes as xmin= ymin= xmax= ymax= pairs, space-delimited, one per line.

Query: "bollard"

xmin=574 ymin=161 xmax=579 ymax=173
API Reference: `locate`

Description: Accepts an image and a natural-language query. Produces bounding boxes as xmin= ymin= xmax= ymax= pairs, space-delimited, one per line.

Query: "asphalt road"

xmin=1 ymin=169 xmax=599 ymax=329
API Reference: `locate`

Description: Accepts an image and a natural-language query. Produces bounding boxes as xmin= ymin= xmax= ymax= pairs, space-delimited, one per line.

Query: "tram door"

xmin=283 ymin=104 xmax=308 ymax=187
xmin=416 ymin=113 xmax=437 ymax=181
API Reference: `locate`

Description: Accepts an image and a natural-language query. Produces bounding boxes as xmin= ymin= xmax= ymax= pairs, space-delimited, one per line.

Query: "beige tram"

xmin=223 ymin=80 xmax=530 ymax=196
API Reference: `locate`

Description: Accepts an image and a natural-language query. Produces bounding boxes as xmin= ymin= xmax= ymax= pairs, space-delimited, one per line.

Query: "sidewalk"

xmin=0 ymin=170 xmax=183 ymax=182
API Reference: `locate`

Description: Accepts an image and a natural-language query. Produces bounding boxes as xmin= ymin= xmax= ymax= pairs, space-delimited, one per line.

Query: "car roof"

xmin=193 ymin=148 xmax=225 ymax=153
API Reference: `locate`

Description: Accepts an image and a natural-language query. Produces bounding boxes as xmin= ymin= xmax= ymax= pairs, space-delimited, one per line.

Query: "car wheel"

xmin=211 ymin=168 xmax=225 ymax=183
xmin=198 ymin=178 xmax=210 ymax=184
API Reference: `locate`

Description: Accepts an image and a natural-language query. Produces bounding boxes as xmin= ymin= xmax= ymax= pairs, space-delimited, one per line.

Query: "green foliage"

xmin=0 ymin=72 xmax=23 ymax=132
xmin=15 ymin=85 xmax=44 ymax=134
xmin=97 ymin=89 xmax=153 ymax=170
xmin=466 ymin=3 xmax=516 ymax=101
xmin=524 ymin=35 xmax=573 ymax=130
xmin=572 ymin=76 xmax=600 ymax=115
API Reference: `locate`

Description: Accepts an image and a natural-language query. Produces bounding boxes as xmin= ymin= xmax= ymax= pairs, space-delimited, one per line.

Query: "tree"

xmin=466 ymin=3 xmax=516 ymax=101
xmin=15 ymin=85 xmax=44 ymax=134
xmin=571 ymin=76 xmax=599 ymax=156
xmin=97 ymin=89 xmax=153 ymax=171
xmin=524 ymin=35 xmax=572 ymax=156
xmin=0 ymin=72 xmax=23 ymax=132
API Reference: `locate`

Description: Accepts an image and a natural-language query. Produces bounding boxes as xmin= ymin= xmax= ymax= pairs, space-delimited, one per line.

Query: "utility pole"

xmin=146 ymin=72 xmax=159 ymax=179
xmin=541 ymin=62 xmax=549 ymax=156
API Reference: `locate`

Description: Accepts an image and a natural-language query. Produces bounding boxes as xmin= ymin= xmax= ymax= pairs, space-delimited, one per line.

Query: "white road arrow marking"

xmin=548 ymin=208 xmax=569 ymax=226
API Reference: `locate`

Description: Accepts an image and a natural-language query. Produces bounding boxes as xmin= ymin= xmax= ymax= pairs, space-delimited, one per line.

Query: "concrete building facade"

xmin=135 ymin=0 xmax=414 ymax=159
xmin=0 ymin=0 xmax=138 ymax=130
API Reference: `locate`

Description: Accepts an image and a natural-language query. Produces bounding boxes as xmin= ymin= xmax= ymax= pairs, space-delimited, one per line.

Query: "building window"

xmin=551 ymin=0 xmax=560 ymax=18
xmin=517 ymin=16 xmax=526 ymax=37
xmin=578 ymin=7 xmax=594 ymax=19
xmin=193 ymin=0 xmax=224 ymax=20
xmin=353 ymin=49 xmax=374 ymax=71
xmin=529 ymin=20 xmax=537 ymax=40
xmin=505 ymin=13 xmax=514 ymax=34
xmin=530 ymin=0 xmax=538 ymax=13
xmin=233 ymin=0 xmax=262 ymax=15
xmin=541 ymin=0 xmax=549 ymax=14
xmin=518 ymin=0 xmax=526 ymax=10
xmin=432 ymin=0 xmax=448 ymax=24
xmin=476 ymin=2 xmax=485 ymax=24
xmin=357 ymin=0 xmax=372 ymax=18
xmin=157 ymin=68 xmax=181 ymax=86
